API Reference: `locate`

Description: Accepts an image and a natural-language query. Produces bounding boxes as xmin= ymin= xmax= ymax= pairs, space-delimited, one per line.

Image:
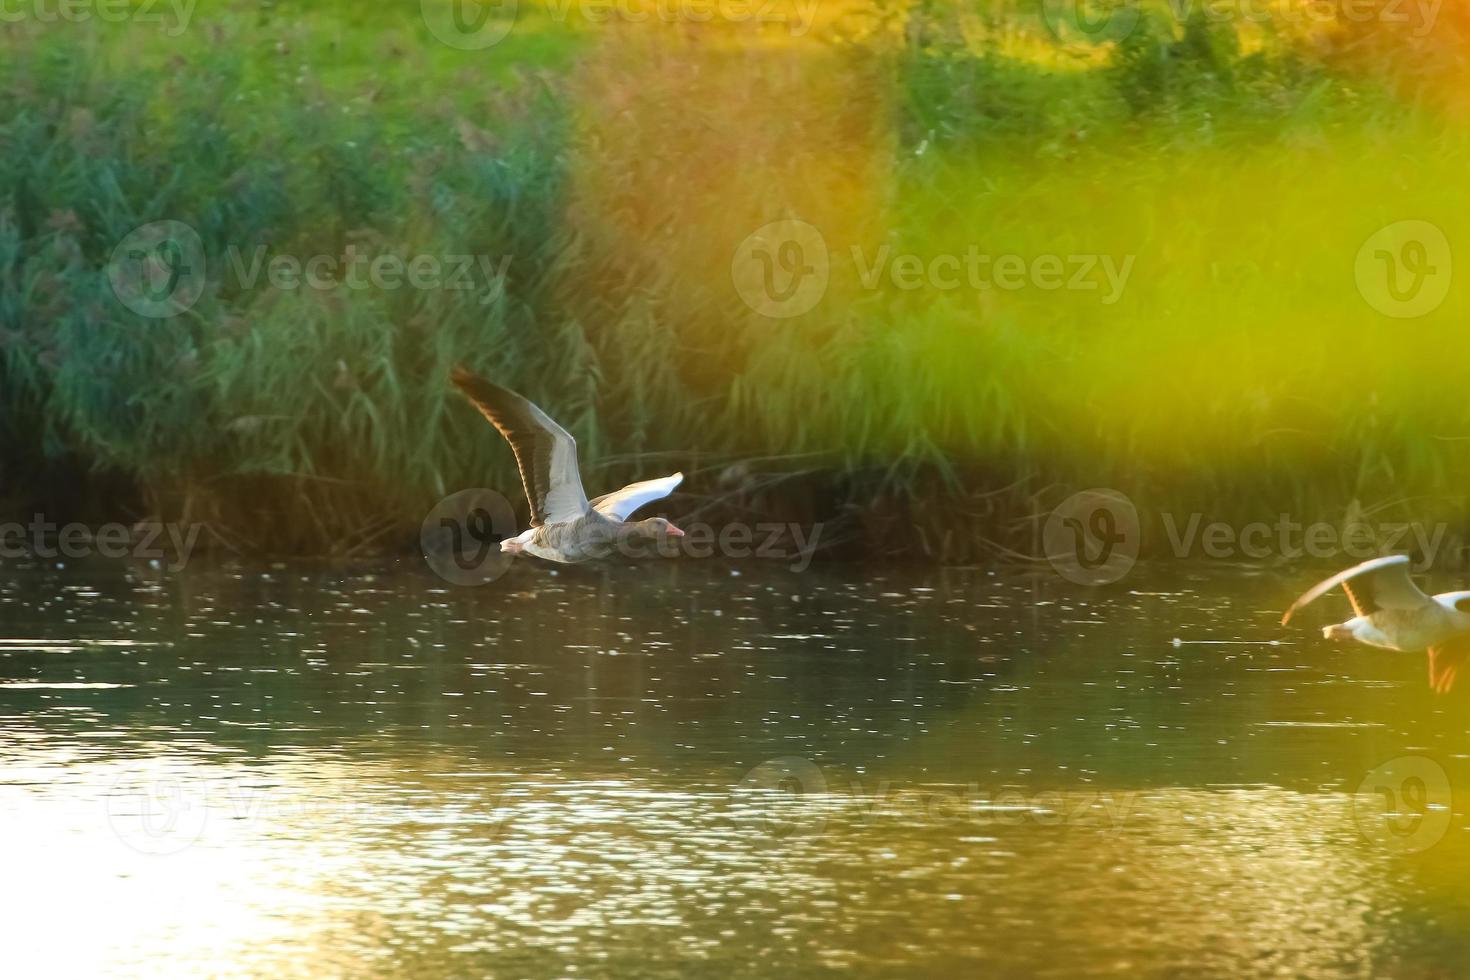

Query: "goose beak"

xmin=666 ymin=524 xmax=685 ymax=538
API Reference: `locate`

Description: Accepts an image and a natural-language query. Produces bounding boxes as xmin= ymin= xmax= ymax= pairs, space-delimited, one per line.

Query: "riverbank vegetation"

xmin=3 ymin=0 xmax=1469 ymax=562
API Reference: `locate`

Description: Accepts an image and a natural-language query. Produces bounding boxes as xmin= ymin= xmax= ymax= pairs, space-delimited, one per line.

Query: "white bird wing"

xmin=590 ymin=472 xmax=683 ymax=522
xmin=1281 ymin=554 xmax=1432 ymax=625
xmin=452 ymin=368 xmax=590 ymax=526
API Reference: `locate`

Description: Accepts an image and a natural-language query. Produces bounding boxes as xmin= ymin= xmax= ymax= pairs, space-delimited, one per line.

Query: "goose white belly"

xmin=500 ymin=527 xmax=578 ymax=563
xmin=1335 ymin=605 xmax=1459 ymax=652
xmin=501 ymin=513 xmax=627 ymax=563
xmin=523 ymin=537 xmax=578 ymax=563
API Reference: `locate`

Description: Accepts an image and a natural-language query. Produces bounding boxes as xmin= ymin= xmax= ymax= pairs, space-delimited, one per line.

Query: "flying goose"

xmin=450 ymin=367 xmax=684 ymax=563
xmin=1282 ymin=554 xmax=1470 ymax=693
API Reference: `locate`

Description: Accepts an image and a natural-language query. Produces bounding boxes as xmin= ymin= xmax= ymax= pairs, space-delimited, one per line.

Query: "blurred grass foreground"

xmin=3 ymin=0 xmax=1470 ymax=561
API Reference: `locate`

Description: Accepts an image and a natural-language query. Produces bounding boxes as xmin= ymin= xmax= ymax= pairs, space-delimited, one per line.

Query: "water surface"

xmin=4 ymin=557 xmax=1470 ymax=977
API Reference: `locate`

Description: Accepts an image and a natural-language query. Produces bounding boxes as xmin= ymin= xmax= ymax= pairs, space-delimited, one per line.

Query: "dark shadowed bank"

xmin=4 ymin=1 xmax=1470 ymax=564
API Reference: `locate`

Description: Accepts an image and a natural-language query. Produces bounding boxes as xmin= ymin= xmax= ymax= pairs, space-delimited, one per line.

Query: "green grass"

xmin=4 ymin=1 xmax=1470 ymax=561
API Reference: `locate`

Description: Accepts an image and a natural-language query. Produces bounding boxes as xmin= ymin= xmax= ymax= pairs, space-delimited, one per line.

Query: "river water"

xmin=3 ymin=557 xmax=1469 ymax=977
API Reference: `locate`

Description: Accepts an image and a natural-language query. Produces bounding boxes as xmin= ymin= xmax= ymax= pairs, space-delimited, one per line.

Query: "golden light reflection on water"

xmin=4 ymin=741 xmax=1466 ymax=977
xmin=6 ymin=561 xmax=1470 ymax=976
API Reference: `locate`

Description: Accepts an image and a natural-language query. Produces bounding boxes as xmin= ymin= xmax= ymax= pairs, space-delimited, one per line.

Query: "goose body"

xmin=451 ymin=367 xmax=684 ymax=564
xmin=1282 ymin=554 xmax=1470 ymax=692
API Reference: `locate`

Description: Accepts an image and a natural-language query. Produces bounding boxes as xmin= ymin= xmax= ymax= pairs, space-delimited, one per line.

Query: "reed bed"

xmin=3 ymin=1 xmax=1469 ymax=562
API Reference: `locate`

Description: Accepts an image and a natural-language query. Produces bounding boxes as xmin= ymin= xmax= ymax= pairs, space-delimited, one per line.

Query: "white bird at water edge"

xmin=1281 ymin=554 xmax=1470 ymax=694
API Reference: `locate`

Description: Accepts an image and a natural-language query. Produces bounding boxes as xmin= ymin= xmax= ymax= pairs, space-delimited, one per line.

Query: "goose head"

xmin=618 ymin=517 xmax=685 ymax=556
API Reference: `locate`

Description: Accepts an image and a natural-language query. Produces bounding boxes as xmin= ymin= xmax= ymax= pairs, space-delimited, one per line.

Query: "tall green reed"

xmin=3 ymin=3 xmax=1469 ymax=563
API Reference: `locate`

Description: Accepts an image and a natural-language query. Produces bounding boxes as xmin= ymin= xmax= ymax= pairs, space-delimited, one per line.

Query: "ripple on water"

xmin=2 ymin=561 xmax=1470 ymax=976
